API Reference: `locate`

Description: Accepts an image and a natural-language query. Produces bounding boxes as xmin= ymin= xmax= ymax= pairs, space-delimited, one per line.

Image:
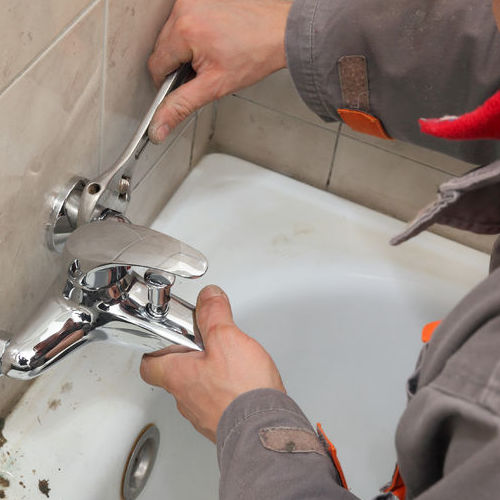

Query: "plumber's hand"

xmin=140 ymin=285 xmax=286 ymax=443
xmin=147 ymin=0 xmax=292 ymax=143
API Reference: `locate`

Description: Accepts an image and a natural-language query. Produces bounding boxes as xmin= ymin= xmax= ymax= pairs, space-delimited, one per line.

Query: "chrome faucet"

xmin=0 ymin=63 xmax=208 ymax=380
xmin=0 ymin=218 xmax=207 ymax=379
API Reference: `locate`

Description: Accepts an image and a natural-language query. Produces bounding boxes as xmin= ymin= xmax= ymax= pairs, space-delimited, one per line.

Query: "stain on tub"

xmin=38 ymin=479 xmax=50 ymax=498
xmin=47 ymin=399 xmax=61 ymax=411
xmin=0 ymin=473 xmax=8 ymax=497
xmin=0 ymin=418 xmax=7 ymax=448
xmin=60 ymin=382 xmax=72 ymax=394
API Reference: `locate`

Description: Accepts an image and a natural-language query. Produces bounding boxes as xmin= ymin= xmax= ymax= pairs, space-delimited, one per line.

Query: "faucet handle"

xmin=144 ymin=269 xmax=175 ymax=317
xmin=63 ymin=220 xmax=208 ymax=288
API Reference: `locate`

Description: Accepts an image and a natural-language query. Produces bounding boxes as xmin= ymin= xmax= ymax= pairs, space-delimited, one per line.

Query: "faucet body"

xmin=0 ymin=219 xmax=206 ymax=380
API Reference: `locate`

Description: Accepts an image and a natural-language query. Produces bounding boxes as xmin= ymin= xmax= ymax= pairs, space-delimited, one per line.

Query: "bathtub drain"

xmin=122 ymin=424 xmax=160 ymax=500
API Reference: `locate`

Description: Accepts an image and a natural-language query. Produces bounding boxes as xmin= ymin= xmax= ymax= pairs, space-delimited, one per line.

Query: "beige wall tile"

xmin=127 ymin=119 xmax=195 ymax=226
xmin=236 ymin=69 xmax=338 ymax=131
xmin=341 ymin=124 xmax=475 ymax=176
xmin=0 ymin=379 xmax=31 ymax=418
xmin=102 ymin=0 xmax=179 ymax=185
xmin=329 ymin=135 xmax=452 ymax=223
xmin=191 ymin=104 xmax=215 ymax=167
xmin=431 ymin=225 xmax=495 ymax=255
xmin=0 ymin=0 xmax=94 ymax=92
xmin=212 ymin=96 xmax=337 ymax=188
xmin=0 ymin=3 xmax=104 ymax=414
xmin=0 ymin=2 xmax=103 ymax=329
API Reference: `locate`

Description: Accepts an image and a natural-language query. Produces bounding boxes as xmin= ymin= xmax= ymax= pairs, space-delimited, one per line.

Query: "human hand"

xmin=140 ymin=285 xmax=286 ymax=443
xmin=147 ymin=0 xmax=292 ymax=143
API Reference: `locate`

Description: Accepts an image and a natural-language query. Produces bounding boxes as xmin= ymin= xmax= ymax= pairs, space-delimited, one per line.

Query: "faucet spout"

xmin=0 ymin=299 xmax=93 ymax=379
xmin=0 ymin=335 xmax=7 ymax=376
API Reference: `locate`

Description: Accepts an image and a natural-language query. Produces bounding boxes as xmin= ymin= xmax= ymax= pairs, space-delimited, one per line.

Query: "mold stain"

xmin=0 ymin=490 xmax=4 ymax=498
xmin=60 ymin=382 xmax=72 ymax=394
xmin=47 ymin=399 xmax=61 ymax=411
xmin=0 ymin=476 xmax=9 ymax=488
xmin=38 ymin=479 xmax=50 ymax=498
xmin=0 ymin=418 xmax=6 ymax=448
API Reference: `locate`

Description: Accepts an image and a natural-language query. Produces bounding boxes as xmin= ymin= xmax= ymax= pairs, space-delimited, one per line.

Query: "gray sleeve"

xmin=395 ymin=269 xmax=500 ymax=499
xmin=285 ymin=0 xmax=500 ymax=164
xmin=396 ymin=385 xmax=500 ymax=500
xmin=216 ymin=388 xmax=358 ymax=500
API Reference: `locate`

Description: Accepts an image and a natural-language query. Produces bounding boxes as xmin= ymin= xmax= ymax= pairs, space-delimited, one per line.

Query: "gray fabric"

xmin=285 ymin=0 xmax=500 ymax=165
xmin=216 ymin=1 xmax=500 ymax=499
xmin=391 ymin=161 xmax=500 ymax=245
xmin=396 ymin=268 xmax=500 ymax=499
xmin=217 ymin=389 xmax=353 ymax=499
xmin=338 ymin=55 xmax=370 ymax=112
xmin=488 ymin=235 xmax=500 ymax=272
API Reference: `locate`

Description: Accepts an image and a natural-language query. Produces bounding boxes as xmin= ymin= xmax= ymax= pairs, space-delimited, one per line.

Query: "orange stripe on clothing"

xmin=383 ymin=465 xmax=406 ymax=500
xmin=422 ymin=320 xmax=441 ymax=343
xmin=316 ymin=423 xmax=348 ymax=489
xmin=337 ymin=109 xmax=393 ymax=140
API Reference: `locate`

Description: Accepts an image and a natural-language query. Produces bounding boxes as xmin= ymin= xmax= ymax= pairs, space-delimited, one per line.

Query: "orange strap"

xmin=337 ymin=109 xmax=393 ymax=140
xmin=383 ymin=465 xmax=406 ymax=500
xmin=421 ymin=320 xmax=441 ymax=343
xmin=316 ymin=423 xmax=348 ymax=489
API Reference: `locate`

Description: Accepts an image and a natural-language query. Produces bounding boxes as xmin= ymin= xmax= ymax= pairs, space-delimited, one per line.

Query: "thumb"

xmin=195 ymin=285 xmax=235 ymax=342
xmin=148 ymin=73 xmax=217 ymax=143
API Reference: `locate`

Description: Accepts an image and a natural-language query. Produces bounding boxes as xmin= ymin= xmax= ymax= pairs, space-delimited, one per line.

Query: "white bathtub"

xmin=0 ymin=154 xmax=488 ymax=499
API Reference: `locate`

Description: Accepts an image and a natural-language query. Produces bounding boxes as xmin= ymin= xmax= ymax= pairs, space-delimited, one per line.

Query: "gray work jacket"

xmin=217 ymin=1 xmax=500 ymax=499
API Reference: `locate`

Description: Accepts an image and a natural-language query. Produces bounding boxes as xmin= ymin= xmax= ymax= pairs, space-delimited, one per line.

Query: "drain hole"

xmin=122 ymin=424 xmax=160 ymax=500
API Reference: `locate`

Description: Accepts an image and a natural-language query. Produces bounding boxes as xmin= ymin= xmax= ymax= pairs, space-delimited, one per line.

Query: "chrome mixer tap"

xmin=0 ymin=63 xmax=208 ymax=379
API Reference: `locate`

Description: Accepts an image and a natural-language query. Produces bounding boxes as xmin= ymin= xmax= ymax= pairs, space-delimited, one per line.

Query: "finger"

xmin=148 ymin=73 xmax=217 ymax=143
xmin=148 ymin=41 xmax=192 ymax=89
xmin=195 ymin=285 xmax=234 ymax=340
xmin=140 ymin=350 xmax=202 ymax=389
xmin=148 ymin=15 xmax=192 ymax=87
xmin=140 ymin=352 xmax=180 ymax=389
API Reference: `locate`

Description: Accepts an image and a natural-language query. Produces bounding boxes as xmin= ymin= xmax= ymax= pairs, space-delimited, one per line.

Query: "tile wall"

xmin=211 ymin=69 xmax=497 ymax=254
xmin=0 ymin=1 xmax=213 ymax=415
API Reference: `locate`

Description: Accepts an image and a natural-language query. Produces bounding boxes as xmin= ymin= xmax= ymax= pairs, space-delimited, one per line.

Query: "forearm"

xmin=217 ymin=389 xmax=358 ymax=500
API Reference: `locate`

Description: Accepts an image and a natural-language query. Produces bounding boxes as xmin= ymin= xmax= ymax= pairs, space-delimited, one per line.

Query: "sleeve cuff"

xmin=216 ymin=388 xmax=313 ymax=466
xmin=285 ymin=0 xmax=340 ymax=122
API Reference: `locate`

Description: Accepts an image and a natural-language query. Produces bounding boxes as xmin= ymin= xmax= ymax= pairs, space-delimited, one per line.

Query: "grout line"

xmin=338 ymin=130 xmax=463 ymax=177
xmin=233 ymin=95 xmax=467 ymax=178
xmin=233 ymin=94 xmax=339 ymax=133
xmin=210 ymin=101 xmax=218 ymax=142
xmin=132 ymin=117 xmax=195 ymax=191
xmin=98 ymin=0 xmax=110 ymax=173
xmin=325 ymin=124 xmax=342 ymax=188
xmin=188 ymin=112 xmax=199 ymax=169
xmin=0 ymin=0 xmax=103 ymax=100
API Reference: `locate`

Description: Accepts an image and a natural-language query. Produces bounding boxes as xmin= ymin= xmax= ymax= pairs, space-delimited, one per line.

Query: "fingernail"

xmin=199 ymin=285 xmax=225 ymax=301
xmin=149 ymin=124 xmax=170 ymax=144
